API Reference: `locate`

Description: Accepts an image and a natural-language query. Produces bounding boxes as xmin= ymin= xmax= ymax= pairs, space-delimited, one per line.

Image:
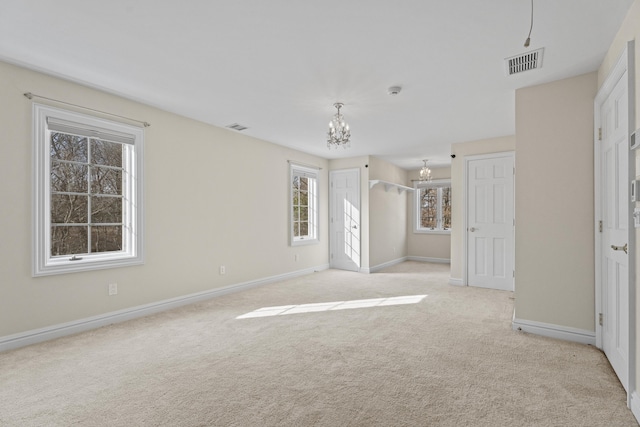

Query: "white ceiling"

xmin=0 ymin=1 xmax=634 ymax=170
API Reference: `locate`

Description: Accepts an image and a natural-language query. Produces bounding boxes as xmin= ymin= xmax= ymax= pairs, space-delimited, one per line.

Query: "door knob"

xmin=469 ymin=227 xmax=476 ymax=232
xmin=611 ymin=243 xmax=628 ymax=254
xmin=352 ymin=225 xmax=358 ymax=229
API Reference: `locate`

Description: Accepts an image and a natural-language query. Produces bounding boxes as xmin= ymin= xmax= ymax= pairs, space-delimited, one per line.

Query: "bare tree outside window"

xmin=417 ymin=185 xmax=451 ymax=231
xmin=441 ymin=187 xmax=452 ymax=229
xmin=292 ymin=176 xmax=310 ymax=237
xmin=290 ymin=164 xmax=318 ymax=245
xmin=50 ymin=132 xmax=124 ymax=257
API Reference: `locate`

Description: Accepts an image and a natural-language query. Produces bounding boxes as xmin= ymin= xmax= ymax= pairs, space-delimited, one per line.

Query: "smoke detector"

xmin=387 ymin=86 xmax=402 ymax=96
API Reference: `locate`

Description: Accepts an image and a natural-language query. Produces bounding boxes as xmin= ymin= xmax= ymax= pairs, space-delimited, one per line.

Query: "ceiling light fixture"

xmin=420 ymin=159 xmax=432 ymax=182
xmin=327 ymin=102 xmax=351 ymax=149
xmin=524 ymin=0 xmax=534 ymax=47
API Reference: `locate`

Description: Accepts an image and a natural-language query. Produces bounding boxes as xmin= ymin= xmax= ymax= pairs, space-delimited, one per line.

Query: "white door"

xmin=598 ymin=61 xmax=630 ymax=392
xmin=330 ymin=169 xmax=360 ymax=271
xmin=466 ymin=153 xmax=515 ymax=291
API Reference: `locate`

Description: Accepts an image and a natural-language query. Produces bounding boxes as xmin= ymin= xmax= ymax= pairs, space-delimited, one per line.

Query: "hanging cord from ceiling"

xmin=524 ymin=0 xmax=534 ymax=47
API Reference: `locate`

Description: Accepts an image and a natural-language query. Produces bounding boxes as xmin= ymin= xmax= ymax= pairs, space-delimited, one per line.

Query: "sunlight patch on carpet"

xmin=236 ymin=295 xmax=427 ymax=319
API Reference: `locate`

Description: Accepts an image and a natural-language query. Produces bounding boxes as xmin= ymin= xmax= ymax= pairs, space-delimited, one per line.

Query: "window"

xmin=414 ymin=181 xmax=451 ymax=233
xmin=33 ymin=104 xmax=144 ymax=276
xmin=290 ymin=163 xmax=319 ymax=245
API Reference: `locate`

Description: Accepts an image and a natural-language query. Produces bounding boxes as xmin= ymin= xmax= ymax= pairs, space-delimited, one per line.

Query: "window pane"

xmin=91 ymin=139 xmax=122 ymax=167
xmin=91 ymin=226 xmax=123 ymax=253
xmin=290 ymin=167 xmax=318 ymax=244
xmin=300 ymin=221 xmax=308 ymax=236
xmin=51 ymin=226 xmax=88 ymax=256
xmin=299 ymin=191 xmax=308 ymax=207
xmin=51 ymin=162 xmax=89 ymax=193
xmin=299 ymin=177 xmax=308 ymax=192
xmin=420 ymin=188 xmax=437 ymax=229
xmin=50 ymin=133 xmax=88 ymax=163
xmin=51 ymin=194 xmax=88 ymax=224
xmin=91 ymin=166 xmax=122 ymax=195
xmin=92 ymin=196 xmax=122 ymax=224
xmin=442 ymin=187 xmax=452 ymax=229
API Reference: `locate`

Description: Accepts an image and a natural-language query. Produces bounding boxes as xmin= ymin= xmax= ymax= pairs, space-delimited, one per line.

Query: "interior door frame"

xmin=329 ymin=168 xmax=361 ymax=271
xmin=594 ymin=40 xmax=635 ymax=404
xmin=462 ymin=151 xmax=515 ymax=288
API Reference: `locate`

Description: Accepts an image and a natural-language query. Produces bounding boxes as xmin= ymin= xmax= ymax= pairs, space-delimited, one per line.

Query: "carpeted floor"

xmin=0 ymin=262 xmax=637 ymax=426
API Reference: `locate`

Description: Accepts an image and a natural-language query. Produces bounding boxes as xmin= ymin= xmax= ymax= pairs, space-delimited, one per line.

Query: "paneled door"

xmin=466 ymin=153 xmax=515 ymax=291
xmin=330 ymin=169 xmax=360 ymax=271
xmin=597 ymin=45 xmax=631 ymax=393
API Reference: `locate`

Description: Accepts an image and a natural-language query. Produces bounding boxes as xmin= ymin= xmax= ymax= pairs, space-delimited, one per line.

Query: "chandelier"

xmin=327 ymin=102 xmax=351 ymax=149
xmin=420 ymin=159 xmax=432 ymax=182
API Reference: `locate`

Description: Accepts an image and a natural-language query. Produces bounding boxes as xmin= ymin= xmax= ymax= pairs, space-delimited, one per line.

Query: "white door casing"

xmin=595 ymin=41 xmax=634 ymax=395
xmin=465 ymin=152 xmax=515 ymax=291
xmin=330 ymin=169 xmax=360 ymax=271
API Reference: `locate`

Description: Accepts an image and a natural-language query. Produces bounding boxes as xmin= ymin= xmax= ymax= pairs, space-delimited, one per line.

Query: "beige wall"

xmin=406 ymin=167 xmax=452 ymax=261
xmin=514 ymin=72 xmax=597 ymax=331
xmin=449 ymin=136 xmax=516 ymax=281
xmin=598 ymin=0 xmax=640 ymax=397
xmin=367 ymin=156 xmax=408 ymax=268
xmin=0 ymin=61 xmax=330 ymax=338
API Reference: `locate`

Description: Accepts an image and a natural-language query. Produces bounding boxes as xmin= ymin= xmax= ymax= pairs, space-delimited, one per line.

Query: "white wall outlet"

xmin=219 ymin=265 xmax=226 ymax=275
xmin=294 ymin=254 xmax=299 ymax=262
xmin=108 ymin=283 xmax=118 ymax=296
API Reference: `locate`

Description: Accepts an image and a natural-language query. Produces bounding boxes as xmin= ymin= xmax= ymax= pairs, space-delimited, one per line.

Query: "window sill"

xmin=291 ymin=238 xmax=319 ymax=247
xmin=33 ymin=254 xmax=143 ymax=277
xmin=414 ymin=229 xmax=451 ymax=235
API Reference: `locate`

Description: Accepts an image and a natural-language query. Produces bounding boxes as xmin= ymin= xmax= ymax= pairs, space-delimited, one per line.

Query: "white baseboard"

xmin=449 ymin=278 xmax=464 ymax=286
xmin=407 ymin=256 xmax=451 ymax=264
xmin=630 ymin=391 xmax=640 ymax=424
xmin=512 ymin=317 xmax=596 ymax=346
xmin=0 ymin=264 xmax=330 ymax=353
xmin=367 ymin=257 xmax=408 ymax=273
xmin=361 ymin=256 xmax=450 ymax=274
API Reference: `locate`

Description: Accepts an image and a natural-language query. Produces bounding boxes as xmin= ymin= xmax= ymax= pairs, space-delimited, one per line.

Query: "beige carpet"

xmin=0 ymin=262 xmax=637 ymax=426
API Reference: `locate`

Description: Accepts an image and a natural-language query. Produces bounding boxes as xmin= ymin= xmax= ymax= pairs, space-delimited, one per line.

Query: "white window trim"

xmin=414 ymin=179 xmax=451 ymax=235
xmin=290 ymin=163 xmax=319 ymax=246
xmin=32 ymin=103 xmax=144 ymax=276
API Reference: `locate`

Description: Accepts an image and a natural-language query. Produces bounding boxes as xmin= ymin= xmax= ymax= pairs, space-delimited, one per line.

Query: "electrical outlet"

xmin=294 ymin=254 xmax=299 ymax=262
xmin=108 ymin=283 xmax=118 ymax=296
xmin=219 ymin=265 xmax=226 ymax=275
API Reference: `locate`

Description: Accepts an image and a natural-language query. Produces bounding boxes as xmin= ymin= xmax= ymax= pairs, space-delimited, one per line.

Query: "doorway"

xmin=464 ymin=152 xmax=515 ymax=291
xmin=329 ymin=168 xmax=361 ymax=271
xmin=595 ymin=41 xmax=634 ymax=395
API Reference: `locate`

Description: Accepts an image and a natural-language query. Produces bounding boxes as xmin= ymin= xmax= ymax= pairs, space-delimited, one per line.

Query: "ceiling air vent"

xmin=226 ymin=123 xmax=248 ymax=131
xmin=505 ymin=48 xmax=544 ymax=76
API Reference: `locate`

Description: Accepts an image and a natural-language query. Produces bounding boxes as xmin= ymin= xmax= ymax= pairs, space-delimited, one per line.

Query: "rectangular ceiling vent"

xmin=226 ymin=123 xmax=248 ymax=131
xmin=505 ymin=48 xmax=544 ymax=76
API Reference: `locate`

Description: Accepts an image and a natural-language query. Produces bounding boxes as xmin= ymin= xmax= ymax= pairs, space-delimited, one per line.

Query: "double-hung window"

xmin=414 ymin=180 xmax=451 ymax=233
xmin=33 ymin=104 xmax=144 ymax=276
xmin=290 ymin=163 xmax=319 ymax=246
